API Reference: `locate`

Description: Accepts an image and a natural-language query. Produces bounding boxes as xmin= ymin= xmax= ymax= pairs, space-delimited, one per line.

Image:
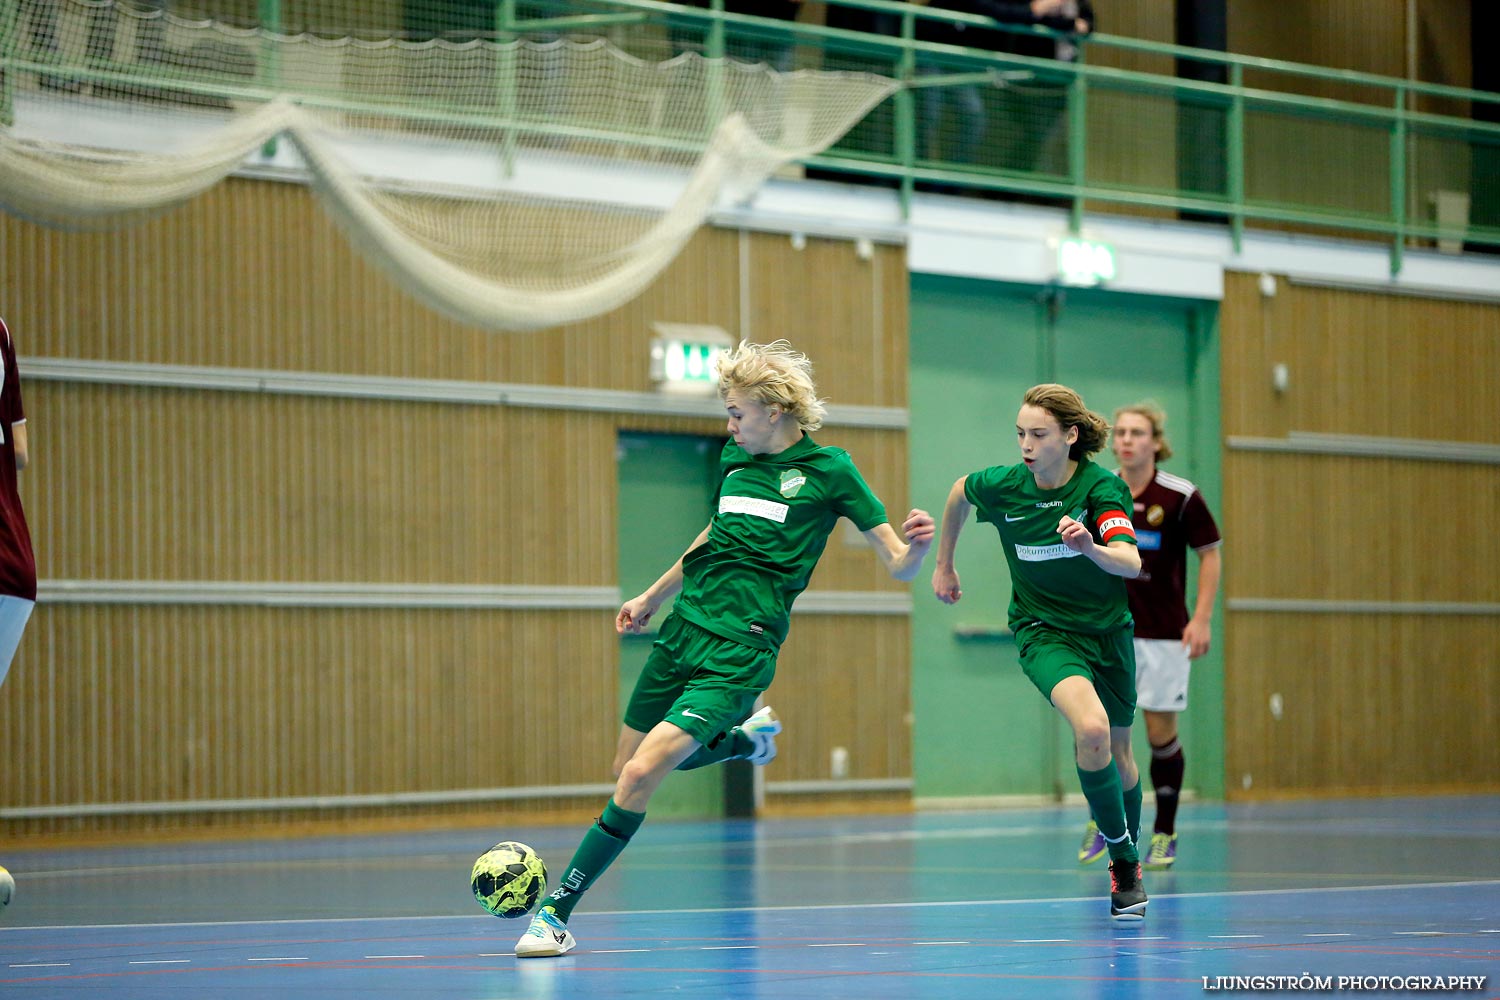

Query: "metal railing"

xmin=6 ymin=0 xmax=1497 ymax=273
xmin=507 ymin=0 xmax=1500 ymax=273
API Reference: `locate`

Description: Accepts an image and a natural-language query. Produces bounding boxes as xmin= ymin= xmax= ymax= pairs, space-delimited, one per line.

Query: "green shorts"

xmin=1015 ymin=622 xmax=1137 ymax=728
xmin=623 ymin=613 xmax=777 ymax=745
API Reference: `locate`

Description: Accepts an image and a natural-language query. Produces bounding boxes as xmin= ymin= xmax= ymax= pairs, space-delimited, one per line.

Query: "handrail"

xmin=545 ymin=0 xmax=1497 ymax=266
xmin=6 ymin=0 xmax=1498 ymax=266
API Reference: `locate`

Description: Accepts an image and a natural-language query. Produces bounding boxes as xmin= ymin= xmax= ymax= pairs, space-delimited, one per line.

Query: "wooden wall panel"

xmin=25 ymin=386 xmax=619 ymax=584
xmin=771 ymin=616 xmax=912 ymax=781
xmin=1218 ymin=271 xmax=1500 ymax=799
xmin=0 ymin=174 xmax=914 ymax=839
xmin=1221 ymin=273 xmax=1500 ymax=442
xmin=0 ymin=605 xmax=621 ymax=837
xmin=1227 ymin=0 xmax=1470 ymax=96
xmin=1226 ymin=616 xmax=1499 ymax=796
xmin=1223 ymin=454 xmax=1500 ymax=605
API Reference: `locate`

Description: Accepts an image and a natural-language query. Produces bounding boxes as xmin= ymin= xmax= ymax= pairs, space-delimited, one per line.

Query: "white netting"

xmin=0 ymin=0 xmax=899 ymax=329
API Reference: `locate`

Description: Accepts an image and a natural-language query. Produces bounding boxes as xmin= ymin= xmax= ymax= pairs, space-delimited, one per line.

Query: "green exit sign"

xmin=650 ymin=324 xmax=731 ymax=393
xmin=656 ymin=340 xmax=719 ymax=383
xmin=1058 ymin=238 xmax=1116 ymax=286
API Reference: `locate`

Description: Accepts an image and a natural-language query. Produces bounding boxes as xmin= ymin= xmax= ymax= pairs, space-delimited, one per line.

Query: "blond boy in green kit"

xmin=932 ymin=383 xmax=1149 ymax=920
xmin=515 ymin=340 xmax=936 ymax=957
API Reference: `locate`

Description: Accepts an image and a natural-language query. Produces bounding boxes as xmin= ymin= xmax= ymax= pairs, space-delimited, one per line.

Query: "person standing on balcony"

xmin=914 ymin=0 xmax=1093 ymax=185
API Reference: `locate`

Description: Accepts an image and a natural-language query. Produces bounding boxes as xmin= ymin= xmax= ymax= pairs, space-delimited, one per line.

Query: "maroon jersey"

xmin=0 ymin=318 xmax=36 ymax=601
xmin=1120 ymin=468 xmax=1219 ymax=640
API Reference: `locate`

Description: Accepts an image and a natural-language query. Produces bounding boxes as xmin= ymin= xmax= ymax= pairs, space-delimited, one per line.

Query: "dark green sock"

xmin=1122 ymin=775 xmax=1143 ymax=849
xmin=676 ymin=730 xmax=751 ymax=771
xmin=543 ymin=798 xmax=646 ymax=921
xmin=1077 ymin=763 xmax=1137 ymax=864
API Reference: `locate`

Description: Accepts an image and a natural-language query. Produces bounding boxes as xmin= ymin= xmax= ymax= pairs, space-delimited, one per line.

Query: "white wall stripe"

xmin=36 ymin=580 xmax=914 ymax=615
xmin=1228 ymin=598 xmax=1500 ymax=616
xmin=21 ymin=356 xmax=909 ymax=430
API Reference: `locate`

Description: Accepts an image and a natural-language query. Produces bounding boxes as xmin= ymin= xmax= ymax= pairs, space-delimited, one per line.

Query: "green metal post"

xmin=1390 ymin=84 xmax=1406 ymax=276
xmin=1067 ymin=56 xmax=1086 ymax=234
xmin=258 ymin=0 xmax=282 ymax=157
xmin=705 ymin=0 xmax=725 ymax=131
xmin=1 ymin=0 xmax=19 ymax=128
xmin=895 ymin=9 xmax=917 ymax=219
xmin=1227 ymin=63 xmax=1244 ymax=255
xmin=497 ymin=0 xmax=518 ymax=177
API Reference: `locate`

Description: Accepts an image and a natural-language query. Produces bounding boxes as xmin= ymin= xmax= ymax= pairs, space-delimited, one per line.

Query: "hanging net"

xmin=0 ymin=0 xmax=899 ymax=329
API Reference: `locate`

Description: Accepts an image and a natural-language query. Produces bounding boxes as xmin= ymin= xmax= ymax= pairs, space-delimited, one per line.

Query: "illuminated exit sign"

xmin=1058 ymin=238 xmax=1116 ymax=286
xmin=649 ymin=323 xmax=732 ymax=394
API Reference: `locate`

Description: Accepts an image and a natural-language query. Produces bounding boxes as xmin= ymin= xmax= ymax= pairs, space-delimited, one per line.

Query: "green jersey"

xmin=964 ymin=456 xmax=1138 ymax=635
xmin=674 ymin=435 xmax=888 ymax=651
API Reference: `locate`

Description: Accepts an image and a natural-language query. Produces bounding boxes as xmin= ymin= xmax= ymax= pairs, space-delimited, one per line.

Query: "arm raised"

xmin=862 ymin=508 xmax=936 ymax=582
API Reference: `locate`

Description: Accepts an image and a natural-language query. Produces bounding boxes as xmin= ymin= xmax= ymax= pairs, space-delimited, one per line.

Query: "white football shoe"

xmin=514 ymin=905 xmax=576 ymax=958
xmin=736 ymin=705 xmax=782 ymax=765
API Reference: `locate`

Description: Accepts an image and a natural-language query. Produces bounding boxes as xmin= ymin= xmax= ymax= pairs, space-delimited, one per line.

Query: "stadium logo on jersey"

xmin=1035 ymin=500 xmax=1063 ymax=508
xmin=1146 ymin=504 xmax=1165 ymax=527
xmin=779 ymin=470 xmax=806 ymax=498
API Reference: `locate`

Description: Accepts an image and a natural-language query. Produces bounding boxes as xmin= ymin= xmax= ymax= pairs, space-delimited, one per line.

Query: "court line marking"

xmin=9 ymin=930 xmax=1495 ymax=974
xmin=9 ymin=963 xmax=71 ymax=968
xmin=1 ymin=878 xmax=1493 ymax=933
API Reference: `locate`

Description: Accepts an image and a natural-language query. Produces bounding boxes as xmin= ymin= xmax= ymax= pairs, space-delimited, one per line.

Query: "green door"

xmin=616 ymin=431 xmax=741 ymax=819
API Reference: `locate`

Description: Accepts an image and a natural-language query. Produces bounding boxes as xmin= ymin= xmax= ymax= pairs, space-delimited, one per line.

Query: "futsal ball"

xmin=470 ymin=841 xmax=547 ymax=919
xmin=0 ymin=866 xmax=13 ymax=910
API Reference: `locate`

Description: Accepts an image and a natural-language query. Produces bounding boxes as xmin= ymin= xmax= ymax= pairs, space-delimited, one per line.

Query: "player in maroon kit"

xmin=0 ymin=315 xmax=37 ymax=909
xmin=1078 ymin=402 xmax=1221 ymax=870
xmin=0 ymin=316 xmax=35 ymax=689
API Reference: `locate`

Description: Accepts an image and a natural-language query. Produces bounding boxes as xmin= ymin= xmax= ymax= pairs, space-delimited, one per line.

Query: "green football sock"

xmin=1122 ymin=774 xmax=1143 ymax=849
xmin=543 ymin=798 xmax=646 ymax=922
xmin=1077 ymin=763 xmax=1137 ymax=864
xmin=676 ymin=729 xmax=752 ymax=771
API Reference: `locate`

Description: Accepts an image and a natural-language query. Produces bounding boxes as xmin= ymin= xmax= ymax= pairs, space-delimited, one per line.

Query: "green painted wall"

xmin=909 ymin=274 xmax=1225 ymax=801
xmin=616 ymin=431 xmax=727 ymax=818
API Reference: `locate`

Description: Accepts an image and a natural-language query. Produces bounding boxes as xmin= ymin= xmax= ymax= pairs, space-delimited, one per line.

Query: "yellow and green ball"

xmin=470 ymin=842 xmax=547 ymax=919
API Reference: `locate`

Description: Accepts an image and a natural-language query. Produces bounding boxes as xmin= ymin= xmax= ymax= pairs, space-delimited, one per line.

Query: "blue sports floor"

xmin=2 ymin=797 xmax=1496 ymax=999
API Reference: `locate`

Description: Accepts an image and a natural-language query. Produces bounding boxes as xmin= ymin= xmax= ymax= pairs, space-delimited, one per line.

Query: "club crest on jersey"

xmin=779 ymin=470 xmax=806 ymax=498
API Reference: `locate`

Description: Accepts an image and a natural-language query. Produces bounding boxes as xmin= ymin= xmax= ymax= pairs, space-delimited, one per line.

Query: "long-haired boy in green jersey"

xmin=515 ymin=340 xmax=935 ymax=957
xmin=931 ymin=383 xmax=1149 ymax=920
